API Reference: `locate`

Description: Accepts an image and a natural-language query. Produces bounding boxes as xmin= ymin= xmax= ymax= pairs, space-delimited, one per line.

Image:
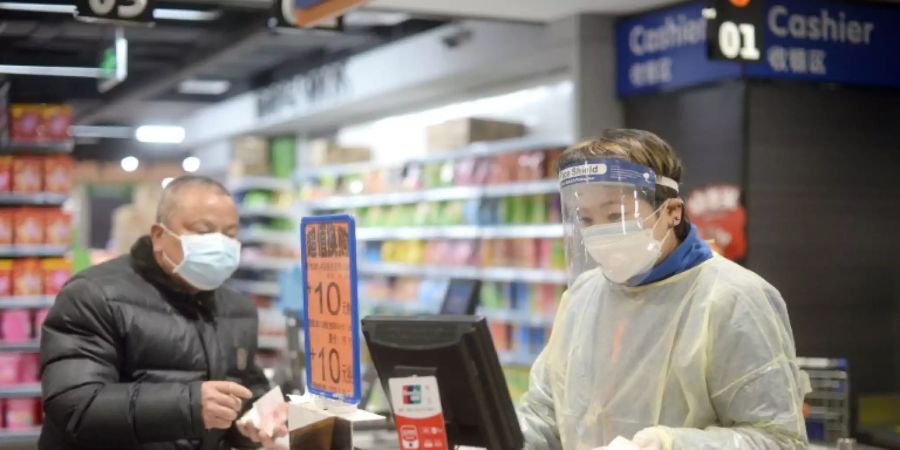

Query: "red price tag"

xmin=301 ymin=215 xmax=360 ymax=403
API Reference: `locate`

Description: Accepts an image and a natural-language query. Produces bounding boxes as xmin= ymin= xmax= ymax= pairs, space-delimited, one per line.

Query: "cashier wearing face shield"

xmin=518 ymin=129 xmax=810 ymax=450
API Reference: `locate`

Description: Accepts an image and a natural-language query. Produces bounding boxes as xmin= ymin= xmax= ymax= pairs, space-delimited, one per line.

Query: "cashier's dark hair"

xmin=558 ymin=129 xmax=691 ymax=241
xmin=156 ymin=175 xmax=231 ymax=224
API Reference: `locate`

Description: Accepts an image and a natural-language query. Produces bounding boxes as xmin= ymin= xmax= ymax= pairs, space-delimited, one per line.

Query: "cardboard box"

xmin=14 ymin=209 xmax=43 ymax=245
xmin=309 ymin=139 xmax=371 ymax=167
xmin=426 ymin=118 xmax=526 ymax=153
xmin=43 ymin=156 xmax=73 ymax=194
xmin=231 ymin=136 xmax=270 ymax=177
xmin=12 ymin=157 xmax=43 ymax=193
xmin=13 ymin=259 xmax=42 ymax=297
xmin=287 ymin=396 xmax=386 ymax=450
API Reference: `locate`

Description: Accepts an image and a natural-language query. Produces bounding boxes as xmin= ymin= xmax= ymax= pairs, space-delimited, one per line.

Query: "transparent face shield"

xmin=559 ymin=159 xmax=678 ymax=285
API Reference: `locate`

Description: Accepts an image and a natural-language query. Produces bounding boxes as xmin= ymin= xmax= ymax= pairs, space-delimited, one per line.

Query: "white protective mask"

xmin=581 ymin=207 xmax=670 ymax=285
xmin=161 ymin=225 xmax=241 ymax=291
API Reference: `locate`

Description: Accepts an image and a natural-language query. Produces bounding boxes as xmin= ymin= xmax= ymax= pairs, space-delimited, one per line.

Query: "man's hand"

xmin=201 ymin=381 xmax=253 ymax=430
xmin=236 ymin=403 xmax=289 ymax=450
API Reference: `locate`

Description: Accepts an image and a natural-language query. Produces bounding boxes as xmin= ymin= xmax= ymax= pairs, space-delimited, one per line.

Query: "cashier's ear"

xmin=664 ymin=198 xmax=684 ymax=228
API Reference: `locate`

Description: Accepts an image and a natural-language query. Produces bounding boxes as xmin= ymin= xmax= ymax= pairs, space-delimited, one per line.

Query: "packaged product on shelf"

xmin=544 ymin=148 xmax=563 ymax=179
xmin=0 ymin=260 xmax=11 ymax=296
xmin=490 ymin=322 xmax=511 ymax=351
xmin=42 ymin=258 xmax=70 ymax=295
xmin=443 ymin=201 xmax=465 ymax=226
xmin=0 ymin=156 xmax=12 ymax=192
xmin=517 ymin=151 xmax=545 ymax=182
xmin=453 ymin=158 xmax=478 ymax=185
xmin=548 ymin=193 xmax=562 ymax=224
xmin=0 ymin=309 xmax=32 ymax=342
xmin=472 ymin=157 xmax=492 ymax=185
xmin=510 ymin=238 xmax=537 ymax=268
xmin=230 ymin=135 xmax=270 ymax=177
xmin=41 ymin=104 xmax=72 ymax=141
xmin=425 ymin=118 xmax=526 ymax=153
xmin=529 ymin=195 xmax=547 ymax=224
xmin=400 ymin=163 xmax=423 ymax=191
xmin=308 ymin=139 xmax=371 ymax=166
xmin=394 ymin=278 xmax=420 ymax=302
xmin=13 ymin=208 xmax=43 ymax=245
xmin=488 ymin=153 xmax=519 ymax=185
xmin=503 ymin=367 xmax=531 ymax=403
xmin=12 ymin=157 xmax=43 ymax=193
xmin=4 ymin=398 xmax=39 ymax=429
xmin=44 ymin=209 xmax=71 ymax=246
xmin=0 ymin=354 xmax=18 ymax=385
xmin=479 ymin=282 xmax=503 ymax=310
xmin=13 ymin=259 xmax=43 ymax=296
xmin=0 ymin=211 xmax=12 ymax=246
xmin=33 ymin=309 xmax=49 ymax=337
xmin=9 ymin=104 xmax=41 ymax=142
xmin=551 ymin=239 xmax=566 ymax=270
xmin=16 ymin=353 xmax=39 ymax=383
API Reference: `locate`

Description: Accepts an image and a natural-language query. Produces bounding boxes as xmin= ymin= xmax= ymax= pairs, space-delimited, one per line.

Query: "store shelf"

xmin=0 ymin=427 xmax=41 ymax=444
xmin=479 ymin=309 xmax=555 ymax=327
xmin=0 ymin=245 xmax=68 ymax=258
xmin=230 ymin=279 xmax=281 ymax=297
xmin=296 ymin=136 xmax=570 ymax=180
xmin=358 ymin=262 xmax=567 ymax=285
xmin=239 ymin=257 xmax=297 ymax=271
xmin=355 ymin=224 xmax=564 ymax=241
xmin=306 ymin=179 xmax=558 ymax=210
xmin=239 ymin=229 xmax=298 ymax=246
xmin=0 ymin=140 xmax=74 ymax=154
xmin=0 ymin=341 xmax=40 ymax=353
xmin=0 ymin=384 xmax=41 ymax=399
xmin=239 ymin=205 xmax=297 ymax=219
xmin=0 ymin=295 xmax=55 ymax=309
xmin=0 ymin=193 xmax=68 ymax=206
xmin=228 ymin=177 xmax=294 ymax=192
xmin=362 ymin=299 xmax=429 ymax=314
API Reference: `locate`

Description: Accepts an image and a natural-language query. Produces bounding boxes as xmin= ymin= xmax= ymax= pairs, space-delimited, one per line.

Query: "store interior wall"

xmin=745 ymin=82 xmax=900 ymax=395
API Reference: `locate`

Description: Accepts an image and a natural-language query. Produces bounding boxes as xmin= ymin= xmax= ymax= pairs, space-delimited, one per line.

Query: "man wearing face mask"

xmin=39 ymin=175 xmax=287 ymax=450
xmin=518 ymin=129 xmax=810 ymax=450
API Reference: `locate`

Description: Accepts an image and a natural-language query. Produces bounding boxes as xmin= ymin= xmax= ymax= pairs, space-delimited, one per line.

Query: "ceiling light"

xmin=135 ymin=125 xmax=185 ymax=144
xmin=178 ymin=79 xmax=231 ymax=96
xmin=161 ymin=177 xmax=174 ymax=188
xmin=0 ymin=3 xmax=220 ymax=21
xmin=182 ymin=156 xmax=200 ymax=173
xmin=121 ymin=156 xmax=139 ymax=172
xmin=0 ymin=2 xmax=73 ymax=13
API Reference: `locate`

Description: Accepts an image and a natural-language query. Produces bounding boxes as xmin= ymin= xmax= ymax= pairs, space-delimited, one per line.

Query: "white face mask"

xmin=160 ymin=225 xmax=241 ymax=291
xmin=581 ymin=206 xmax=670 ymax=285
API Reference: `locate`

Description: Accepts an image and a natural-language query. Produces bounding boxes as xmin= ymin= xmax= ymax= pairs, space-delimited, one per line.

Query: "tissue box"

xmin=287 ymin=397 xmax=386 ymax=450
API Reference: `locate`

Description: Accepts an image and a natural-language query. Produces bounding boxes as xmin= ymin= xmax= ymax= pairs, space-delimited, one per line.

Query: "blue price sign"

xmin=300 ymin=214 xmax=361 ymax=404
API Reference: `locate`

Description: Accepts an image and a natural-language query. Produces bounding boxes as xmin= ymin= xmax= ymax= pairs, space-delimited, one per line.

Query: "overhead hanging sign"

xmin=616 ymin=0 xmax=900 ymax=96
xmin=75 ymin=0 xmax=154 ymax=23
xmin=98 ymin=28 xmax=128 ymax=93
xmin=301 ymin=214 xmax=361 ymax=404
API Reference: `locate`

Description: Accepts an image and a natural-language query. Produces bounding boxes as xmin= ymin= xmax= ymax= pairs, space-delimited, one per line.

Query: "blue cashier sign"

xmin=616 ymin=0 xmax=900 ymax=96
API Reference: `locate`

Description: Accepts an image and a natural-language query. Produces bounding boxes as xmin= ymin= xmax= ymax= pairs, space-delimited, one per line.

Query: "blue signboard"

xmin=616 ymin=0 xmax=900 ymax=96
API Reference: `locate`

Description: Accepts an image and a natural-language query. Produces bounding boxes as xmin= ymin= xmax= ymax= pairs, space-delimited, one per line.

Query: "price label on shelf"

xmin=301 ymin=214 xmax=361 ymax=404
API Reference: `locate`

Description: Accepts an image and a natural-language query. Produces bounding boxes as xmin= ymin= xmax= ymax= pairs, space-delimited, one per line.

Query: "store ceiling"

xmin=369 ymin=0 xmax=684 ymax=21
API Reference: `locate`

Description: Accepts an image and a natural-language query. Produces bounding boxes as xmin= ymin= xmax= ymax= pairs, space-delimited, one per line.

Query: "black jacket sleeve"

xmin=224 ymin=311 xmax=275 ymax=449
xmin=40 ymin=278 xmax=205 ymax=448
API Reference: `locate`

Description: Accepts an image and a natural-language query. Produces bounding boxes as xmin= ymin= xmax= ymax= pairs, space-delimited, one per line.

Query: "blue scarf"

xmin=636 ymin=224 xmax=713 ymax=286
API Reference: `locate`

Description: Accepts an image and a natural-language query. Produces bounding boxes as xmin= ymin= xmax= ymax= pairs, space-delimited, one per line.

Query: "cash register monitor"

xmin=361 ymin=315 xmax=524 ymax=450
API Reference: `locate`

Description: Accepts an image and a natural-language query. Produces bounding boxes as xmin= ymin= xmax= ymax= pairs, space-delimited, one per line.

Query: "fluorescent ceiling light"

xmin=0 ymin=3 xmax=220 ymax=21
xmin=178 ymin=79 xmax=231 ymax=96
xmin=182 ymin=156 xmax=200 ymax=173
xmin=121 ymin=156 xmax=139 ymax=172
xmin=135 ymin=125 xmax=185 ymax=144
xmin=70 ymin=125 xmax=133 ymax=139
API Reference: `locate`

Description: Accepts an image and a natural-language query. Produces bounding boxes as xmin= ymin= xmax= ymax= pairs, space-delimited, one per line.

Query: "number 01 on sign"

xmin=301 ymin=215 xmax=361 ymax=404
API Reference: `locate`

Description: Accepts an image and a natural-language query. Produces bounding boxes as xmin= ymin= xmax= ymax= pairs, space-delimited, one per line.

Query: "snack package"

xmin=9 ymin=105 xmax=41 ymax=142
xmin=4 ymin=398 xmax=38 ymax=429
xmin=12 ymin=157 xmax=43 ymax=193
xmin=14 ymin=208 xmax=44 ymax=245
xmin=0 ymin=355 xmax=19 ymax=385
xmin=0 ymin=259 xmax=12 ymax=296
xmin=17 ymin=353 xmax=39 ymax=383
xmin=43 ymin=156 xmax=73 ymax=194
xmin=41 ymin=104 xmax=72 ymax=141
xmin=33 ymin=309 xmax=50 ymax=338
xmin=42 ymin=258 xmax=70 ymax=295
xmin=44 ymin=209 xmax=71 ymax=246
xmin=0 ymin=156 xmax=12 ymax=192
xmin=13 ymin=259 xmax=43 ymax=296
xmin=0 ymin=210 xmax=13 ymax=246
xmin=0 ymin=309 xmax=32 ymax=342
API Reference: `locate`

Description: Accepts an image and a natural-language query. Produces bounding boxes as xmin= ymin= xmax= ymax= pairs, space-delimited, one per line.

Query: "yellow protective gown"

xmin=519 ymin=255 xmax=810 ymax=450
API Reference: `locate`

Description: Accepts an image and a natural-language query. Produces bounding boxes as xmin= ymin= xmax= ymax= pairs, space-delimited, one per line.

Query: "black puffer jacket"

xmin=39 ymin=236 xmax=269 ymax=450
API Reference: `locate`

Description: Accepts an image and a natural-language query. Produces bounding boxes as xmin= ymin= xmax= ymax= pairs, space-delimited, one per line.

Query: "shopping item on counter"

xmin=43 ymin=156 xmax=74 ymax=193
xmin=0 ymin=309 xmax=32 ymax=342
xmin=0 ymin=156 xmax=12 ymax=192
xmin=12 ymin=157 xmax=42 ymax=193
xmin=0 ymin=259 xmax=11 ymax=296
xmin=44 ymin=209 xmax=71 ymax=246
xmin=13 ymin=258 xmax=43 ymax=296
xmin=13 ymin=208 xmax=43 ymax=245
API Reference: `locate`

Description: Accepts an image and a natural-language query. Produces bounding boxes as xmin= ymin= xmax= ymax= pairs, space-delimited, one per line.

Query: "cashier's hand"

xmin=236 ymin=403 xmax=289 ymax=450
xmin=201 ymin=381 xmax=253 ymax=430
